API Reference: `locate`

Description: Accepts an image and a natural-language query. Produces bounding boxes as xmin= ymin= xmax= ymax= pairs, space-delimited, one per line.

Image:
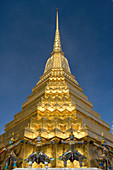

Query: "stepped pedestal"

xmin=15 ymin=168 xmax=100 ymax=170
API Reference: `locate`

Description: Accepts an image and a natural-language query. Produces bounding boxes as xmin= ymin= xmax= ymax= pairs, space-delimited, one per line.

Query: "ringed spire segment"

xmin=44 ymin=9 xmax=72 ymax=74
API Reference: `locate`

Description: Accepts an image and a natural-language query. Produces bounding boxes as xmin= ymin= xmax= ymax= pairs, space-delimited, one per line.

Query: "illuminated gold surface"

xmin=0 ymin=9 xmax=113 ymax=169
xmin=44 ymin=9 xmax=71 ymax=74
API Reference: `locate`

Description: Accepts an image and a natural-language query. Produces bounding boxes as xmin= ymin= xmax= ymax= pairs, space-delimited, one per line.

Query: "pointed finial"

xmin=101 ymin=132 xmax=104 ymax=137
xmin=56 ymin=8 xmax=59 ymax=31
xmin=12 ymin=132 xmax=14 ymax=136
xmin=71 ymin=125 xmax=73 ymax=134
xmin=101 ymin=132 xmax=105 ymax=140
xmin=53 ymin=8 xmax=62 ymax=52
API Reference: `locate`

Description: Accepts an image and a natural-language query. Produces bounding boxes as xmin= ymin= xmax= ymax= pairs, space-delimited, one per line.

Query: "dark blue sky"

xmin=0 ymin=0 xmax=113 ymax=135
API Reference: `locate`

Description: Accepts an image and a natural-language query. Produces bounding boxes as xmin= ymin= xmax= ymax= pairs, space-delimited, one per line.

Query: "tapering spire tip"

xmin=56 ymin=8 xmax=59 ymax=31
xmin=53 ymin=9 xmax=62 ymax=52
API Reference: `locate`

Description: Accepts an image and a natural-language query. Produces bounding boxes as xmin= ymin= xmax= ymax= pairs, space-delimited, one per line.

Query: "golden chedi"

xmin=0 ymin=9 xmax=113 ymax=169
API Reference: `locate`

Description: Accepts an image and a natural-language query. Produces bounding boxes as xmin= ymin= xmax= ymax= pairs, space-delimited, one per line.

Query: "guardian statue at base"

xmin=0 ymin=134 xmax=23 ymax=169
xmin=24 ymin=132 xmax=55 ymax=168
xmin=57 ymin=127 xmax=87 ymax=167
xmin=90 ymin=133 xmax=113 ymax=170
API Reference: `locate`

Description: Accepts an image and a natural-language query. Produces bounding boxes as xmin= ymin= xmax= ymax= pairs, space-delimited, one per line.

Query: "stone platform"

xmin=15 ymin=168 xmax=99 ymax=170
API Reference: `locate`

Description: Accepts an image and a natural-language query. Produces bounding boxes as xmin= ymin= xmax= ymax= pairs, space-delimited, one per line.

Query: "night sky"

xmin=0 ymin=0 xmax=113 ymax=135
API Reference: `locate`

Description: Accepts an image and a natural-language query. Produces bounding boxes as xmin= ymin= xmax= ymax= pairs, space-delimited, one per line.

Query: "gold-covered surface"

xmin=44 ymin=9 xmax=71 ymax=74
xmin=0 ymin=9 xmax=113 ymax=169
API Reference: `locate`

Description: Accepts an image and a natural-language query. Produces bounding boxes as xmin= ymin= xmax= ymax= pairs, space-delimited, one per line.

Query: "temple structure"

xmin=0 ymin=9 xmax=113 ymax=169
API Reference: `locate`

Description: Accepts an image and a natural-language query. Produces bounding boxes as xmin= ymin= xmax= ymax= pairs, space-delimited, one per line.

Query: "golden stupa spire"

xmin=53 ymin=9 xmax=62 ymax=52
xmin=44 ymin=9 xmax=72 ymax=74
